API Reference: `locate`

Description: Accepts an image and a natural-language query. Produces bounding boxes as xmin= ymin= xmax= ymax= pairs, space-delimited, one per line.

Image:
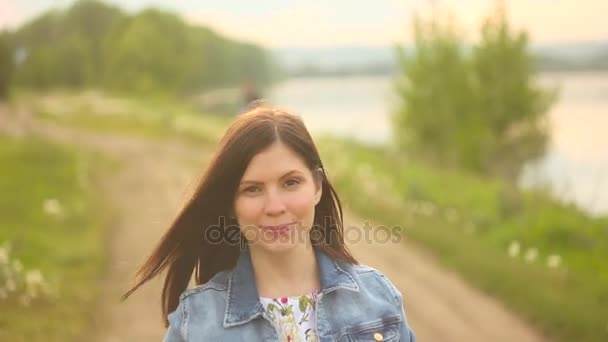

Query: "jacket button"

xmin=373 ymin=332 xmax=384 ymax=341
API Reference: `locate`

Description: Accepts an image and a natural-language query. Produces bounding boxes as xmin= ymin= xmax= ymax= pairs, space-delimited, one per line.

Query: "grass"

xmin=14 ymin=89 xmax=231 ymax=144
xmin=0 ymin=134 xmax=110 ymax=342
xmin=317 ymin=136 xmax=608 ymax=342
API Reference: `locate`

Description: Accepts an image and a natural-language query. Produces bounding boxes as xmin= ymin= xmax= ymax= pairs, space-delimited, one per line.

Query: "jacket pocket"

xmin=339 ymin=314 xmax=402 ymax=342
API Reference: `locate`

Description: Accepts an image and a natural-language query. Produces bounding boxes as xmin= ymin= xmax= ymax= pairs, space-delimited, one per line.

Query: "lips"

xmin=261 ymin=222 xmax=296 ymax=232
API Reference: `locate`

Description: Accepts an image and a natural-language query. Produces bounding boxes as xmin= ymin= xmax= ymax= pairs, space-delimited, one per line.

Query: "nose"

xmin=263 ymin=188 xmax=287 ymax=216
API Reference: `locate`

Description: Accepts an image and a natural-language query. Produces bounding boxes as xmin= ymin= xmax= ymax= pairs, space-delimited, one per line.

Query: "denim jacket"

xmin=163 ymin=248 xmax=416 ymax=342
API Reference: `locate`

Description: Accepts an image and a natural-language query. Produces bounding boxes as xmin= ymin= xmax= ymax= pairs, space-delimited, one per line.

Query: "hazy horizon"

xmin=2 ymin=0 xmax=607 ymax=48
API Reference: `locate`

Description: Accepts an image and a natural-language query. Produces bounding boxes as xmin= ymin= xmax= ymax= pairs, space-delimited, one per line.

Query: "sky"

xmin=1 ymin=0 xmax=607 ymax=47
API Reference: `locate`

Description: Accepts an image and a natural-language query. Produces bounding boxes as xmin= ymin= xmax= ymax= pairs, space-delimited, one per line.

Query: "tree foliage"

xmin=4 ymin=0 xmax=278 ymax=95
xmin=393 ymin=5 xmax=556 ymax=181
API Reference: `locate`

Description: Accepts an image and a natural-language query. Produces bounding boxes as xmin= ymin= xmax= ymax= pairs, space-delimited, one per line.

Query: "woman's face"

xmin=234 ymin=141 xmax=322 ymax=254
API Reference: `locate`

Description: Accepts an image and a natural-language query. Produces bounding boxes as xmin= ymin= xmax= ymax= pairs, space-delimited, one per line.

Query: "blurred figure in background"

xmin=241 ymin=78 xmax=262 ymax=112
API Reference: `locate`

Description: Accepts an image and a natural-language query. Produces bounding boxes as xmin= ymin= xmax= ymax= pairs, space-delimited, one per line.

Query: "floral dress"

xmin=259 ymin=291 xmax=321 ymax=342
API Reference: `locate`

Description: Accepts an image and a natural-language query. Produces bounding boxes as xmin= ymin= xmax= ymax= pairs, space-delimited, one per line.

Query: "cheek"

xmin=234 ymin=197 xmax=263 ymax=222
xmin=285 ymin=191 xmax=317 ymax=217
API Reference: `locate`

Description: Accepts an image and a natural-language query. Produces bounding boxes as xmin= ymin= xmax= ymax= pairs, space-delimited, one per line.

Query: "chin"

xmin=251 ymin=238 xmax=305 ymax=255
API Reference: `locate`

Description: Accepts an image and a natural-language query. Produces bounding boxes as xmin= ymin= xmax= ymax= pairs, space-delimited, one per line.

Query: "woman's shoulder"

xmin=166 ymin=270 xmax=233 ymax=336
xmin=349 ymin=263 xmax=404 ymax=302
xmin=348 ymin=262 xmax=390 ymax=279
xmin=178 ymin=269 xmax=232 ymax=302
xmin=350 ymin=262 xmax=382 ymax=275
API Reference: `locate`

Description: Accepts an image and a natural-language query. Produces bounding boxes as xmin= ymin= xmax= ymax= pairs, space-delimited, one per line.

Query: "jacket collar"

xmin=223 ymin=247 xmax=359 ymax=328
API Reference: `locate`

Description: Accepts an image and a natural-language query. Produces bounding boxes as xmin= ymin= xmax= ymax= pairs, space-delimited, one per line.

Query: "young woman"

xmin=123 ymin=106 xmax=416 ymax=342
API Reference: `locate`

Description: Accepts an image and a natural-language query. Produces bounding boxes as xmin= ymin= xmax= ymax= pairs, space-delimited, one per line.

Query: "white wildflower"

xmin=547 ymin=254 xmax=562 ymax=269
xmin=524 ymin=247 xmax=539 ymax=263
xmin=25 ymin=270 xmax=44 ymax=286
xmin=43 ymin=198 xmax=64 ymax=216
xmin=508 ymin=241 xmax=520 ymax=258
xmin=25 ymin=269 xmax=50 ymax=300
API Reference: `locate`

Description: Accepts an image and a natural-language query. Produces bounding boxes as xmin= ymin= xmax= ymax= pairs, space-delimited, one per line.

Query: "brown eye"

xmin=284 ymin=178 xmax=301 ymax=187
xmin=243 ymin=186 xmax=261 ymax=193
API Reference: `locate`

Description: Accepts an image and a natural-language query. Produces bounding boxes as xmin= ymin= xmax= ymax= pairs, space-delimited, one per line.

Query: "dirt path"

xmin=0 ymin=104 xmax=545 ymax=341
xmin=88 ymin=140 xmax=203 ymax=342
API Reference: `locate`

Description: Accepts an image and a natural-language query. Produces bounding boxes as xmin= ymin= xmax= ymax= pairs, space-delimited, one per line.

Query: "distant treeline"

xmin=280 ymin=46 xmax=608 ymax=78
xmin=286 ymin=62 xmax=394 ymax=78
xmin=535 ymin=53 xmax=608 ymax=71
xmin=1 ymin=0 xmax=280 ymax=95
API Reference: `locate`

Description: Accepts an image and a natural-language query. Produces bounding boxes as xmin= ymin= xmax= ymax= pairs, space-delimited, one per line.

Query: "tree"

xmin=62 ymin=0 xmax=124 ymax=86
xmin=103 ymin=9 xmax=194 ymax=94
xmin=471 ymin=5 xmax=556 ymax=180
xmin=393 ymin=15 xmax=478 ymax=169
xmin=12 ymin=1 xmax=124 ymax=88
xmin=393 ymin=4 xmax=556 ymax=181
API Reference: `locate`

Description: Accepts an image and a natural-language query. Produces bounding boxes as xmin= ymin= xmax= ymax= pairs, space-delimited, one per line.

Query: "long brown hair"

xmin=122 ymin=106 xmax=357 ymax=326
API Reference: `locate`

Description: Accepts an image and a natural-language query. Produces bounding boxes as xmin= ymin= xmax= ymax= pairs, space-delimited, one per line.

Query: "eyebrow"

xmin=239 ymin=170 xmax=303 ymax=186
